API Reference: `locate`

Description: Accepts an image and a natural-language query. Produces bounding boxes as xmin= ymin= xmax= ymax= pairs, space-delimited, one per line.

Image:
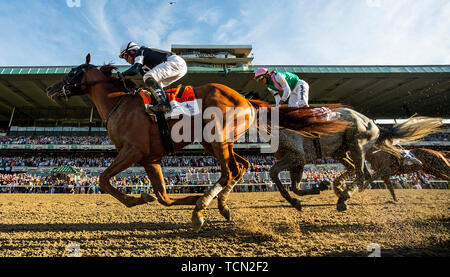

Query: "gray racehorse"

xmin=269 ymin=107 xmax=443 ymax=212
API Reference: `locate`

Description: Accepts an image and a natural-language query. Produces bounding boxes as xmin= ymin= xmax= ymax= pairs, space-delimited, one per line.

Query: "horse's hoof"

xmin=292 ymin=199 xmax=302 ymax=211
xmin=124 ymin=196 xmax=140 ymax=208
xmin=337 ymin=202 xmax=348 ymax=212
xmin=141 ymin=193 xmax=157 ymax=203
xmin=192 ymin=211 xmax=205 ymax=233
xmin=219 ymin=205 xmax=231 ymax=221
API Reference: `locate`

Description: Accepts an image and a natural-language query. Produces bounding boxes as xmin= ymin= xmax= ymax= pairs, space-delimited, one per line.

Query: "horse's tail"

xmin=441 ymin=150 xmax=450 ymax=160
xmin=248 ymin=99 xmax=351 ymax=137
xmin=375 ymin=116 xmax=444 ymax=157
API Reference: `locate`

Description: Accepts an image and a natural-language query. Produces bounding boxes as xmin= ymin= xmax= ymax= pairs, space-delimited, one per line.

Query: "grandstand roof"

xmin=0 ymin=64 xmax=449 ymax=127
xmin=171 ymin=44 xmax=253 ymax=57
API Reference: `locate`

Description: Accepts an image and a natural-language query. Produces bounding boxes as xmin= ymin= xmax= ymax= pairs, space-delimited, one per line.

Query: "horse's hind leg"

xmin=217 ymin=150 xmax=250 ymax=221
xmin=200 ymin=142 xmax=238 ymax=220
xmin=269 ymin=153 xmax=302 ymax=211
xmin=383 ymin=177 xmax=398 ymax=202
xmin=290 ymin=164 xmax=307 ymax=196
xmin=99 ymin=145 xmax=156 ymax=207
xmin=144 ymin=163 xmax=200 ymax=206
xmin=333 ymin=166 xmax=355 ymax=212
xmin=336 ymin=144 xmax=367 ymax=211
xmin=192 ymin=142 xmax=237 ymax=232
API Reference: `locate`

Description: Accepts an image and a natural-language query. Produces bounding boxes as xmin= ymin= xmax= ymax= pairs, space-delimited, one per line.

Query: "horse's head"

xmin=46 ymin=53 xmax=96 ymax=100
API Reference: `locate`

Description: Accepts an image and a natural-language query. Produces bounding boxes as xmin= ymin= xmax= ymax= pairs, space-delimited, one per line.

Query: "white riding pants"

xmin=143 ymin=55 xmax=187 ymax=88
xmin=288 ymin=80 xmax=309 ymax=108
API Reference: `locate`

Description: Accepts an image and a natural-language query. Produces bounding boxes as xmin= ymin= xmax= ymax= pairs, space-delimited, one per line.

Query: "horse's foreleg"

xmin=99 ymin=146 xmax=156 ymax=207
xmin=144 ymin=163 xmax=200 ymax=206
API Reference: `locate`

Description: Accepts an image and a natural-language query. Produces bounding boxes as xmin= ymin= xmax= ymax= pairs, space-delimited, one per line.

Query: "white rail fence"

xmin=0 ymin=171 xmax=447 ymax=193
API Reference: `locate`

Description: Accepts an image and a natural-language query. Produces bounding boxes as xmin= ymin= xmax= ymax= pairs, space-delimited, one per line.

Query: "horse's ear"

xmin=85 ymin=53 xmax=91 ymax=65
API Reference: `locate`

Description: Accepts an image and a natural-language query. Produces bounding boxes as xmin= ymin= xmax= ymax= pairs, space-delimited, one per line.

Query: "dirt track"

xmin=0 ymin=190 xmax=448 ymax=257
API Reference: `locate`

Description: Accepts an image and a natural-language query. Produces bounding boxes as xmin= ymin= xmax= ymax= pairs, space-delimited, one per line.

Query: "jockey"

xmin=119 ymin=42 xmax=187 ymax=112
xmin=254 ymin=68 xmax=309 ymax=107
xmin=391 ymin=139 xmax=423 ymax=166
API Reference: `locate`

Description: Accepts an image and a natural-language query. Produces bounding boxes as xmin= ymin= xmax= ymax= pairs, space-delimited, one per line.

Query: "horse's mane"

xmin=99 ymin=64 xmax=138 ymax=92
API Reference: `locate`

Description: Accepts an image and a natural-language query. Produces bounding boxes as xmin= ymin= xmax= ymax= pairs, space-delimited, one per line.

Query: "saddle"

xmin=138 ymin=85 xmax=199 ymax=155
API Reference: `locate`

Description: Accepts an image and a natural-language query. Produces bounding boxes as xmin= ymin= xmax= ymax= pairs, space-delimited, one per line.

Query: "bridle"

xmin=51 ymin=64 xmax=133 ymax=126
xmin=59 ymin=64 xmax=123 ymax=97
xmin=60 ymin=64 xmax=96 ymax=97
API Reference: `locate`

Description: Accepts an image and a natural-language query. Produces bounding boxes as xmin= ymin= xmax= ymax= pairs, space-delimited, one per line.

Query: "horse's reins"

xmin=105 ymin=94 xmax=128 ymax=128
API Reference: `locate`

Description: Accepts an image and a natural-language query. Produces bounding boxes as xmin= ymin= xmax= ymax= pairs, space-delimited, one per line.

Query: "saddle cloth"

xmin=139 ymin=85 xmax=200 ymax=119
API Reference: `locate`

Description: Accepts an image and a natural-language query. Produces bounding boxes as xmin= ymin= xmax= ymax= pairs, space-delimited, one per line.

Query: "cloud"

xmin=214 ymin=19 xmax=239 ymax=42
xmin=227 ymin=0 xmax=450 ymax=65
xmin=196 ymin=8 xmax=221 ymax=25
xmin=366 ymin=0 xmax=382 ymax=8
xmin=82 ymin=0 xmax=120 ymax=56
xmin=0 ymin=0 xmax=448 ymax=66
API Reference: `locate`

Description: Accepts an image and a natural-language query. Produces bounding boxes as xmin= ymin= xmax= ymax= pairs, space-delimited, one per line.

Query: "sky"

xmin=0 ymin=0 xmax=449 ymax=66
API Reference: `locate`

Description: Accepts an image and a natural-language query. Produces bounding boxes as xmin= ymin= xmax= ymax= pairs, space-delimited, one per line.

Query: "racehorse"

xmin=268 ymin=107 xmax=443 ymax=211
xmin=361 ymin=148 xmax=450 ymax=201
xmin=46 ymin=54 xmax=350 ymax=232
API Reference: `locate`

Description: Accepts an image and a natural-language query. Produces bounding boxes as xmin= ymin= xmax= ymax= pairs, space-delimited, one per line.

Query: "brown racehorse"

xmin=362 ymin=148 xmax=450 ymax=201
xmin=46 ymin=54 xmax=349 ymax=232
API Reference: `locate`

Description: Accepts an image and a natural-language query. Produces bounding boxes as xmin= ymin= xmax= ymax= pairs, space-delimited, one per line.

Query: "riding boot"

xmin=144 ymin=78 xmax=171 ymax=113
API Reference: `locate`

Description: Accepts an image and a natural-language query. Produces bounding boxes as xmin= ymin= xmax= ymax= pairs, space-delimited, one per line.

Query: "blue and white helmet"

xmin=119 ymin=42 xmax=139 ymax=58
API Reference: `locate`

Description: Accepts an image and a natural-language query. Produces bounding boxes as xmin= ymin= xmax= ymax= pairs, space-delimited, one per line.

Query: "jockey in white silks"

xmin=254 ymin=68 xmax=309 ymax=108
xmin=119 ymin=41 xmax=187 ymax=112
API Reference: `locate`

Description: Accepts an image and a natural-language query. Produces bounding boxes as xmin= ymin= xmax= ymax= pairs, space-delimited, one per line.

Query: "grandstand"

xmin=0 ymin=45 xmax=449 ymax=192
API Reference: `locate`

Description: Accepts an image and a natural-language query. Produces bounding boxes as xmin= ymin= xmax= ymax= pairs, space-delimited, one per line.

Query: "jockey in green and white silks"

xmin=254 ymin=68 xmax=309 ymax=107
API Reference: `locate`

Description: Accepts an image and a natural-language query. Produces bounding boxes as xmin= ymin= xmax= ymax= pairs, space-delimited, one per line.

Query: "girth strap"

xmin=155 ymin=111 xmax=175 ymax=155
xmin=143 ymin=90 xmax=175 ymax=155
xmin=313 ymin=136 xmax=322 ymax=158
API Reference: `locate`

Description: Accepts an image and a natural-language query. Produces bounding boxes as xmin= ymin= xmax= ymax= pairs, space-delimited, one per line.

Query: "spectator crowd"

xmin=0 ymin=154 xmax=282 ymax=168
xmin=0 ymin=130 xmax=448 ymax=194
xmin=0 ymin=169 xmax=447 ymax=194
xmin=1 ymin=131 xmax=448 ymax=145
